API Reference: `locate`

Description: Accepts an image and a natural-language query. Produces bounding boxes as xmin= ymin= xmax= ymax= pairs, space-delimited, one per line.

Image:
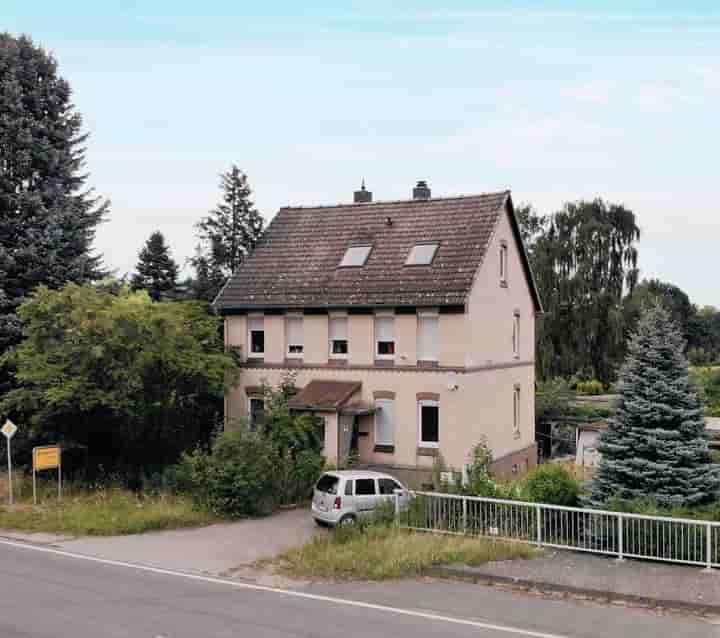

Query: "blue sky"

xmin=4 ymin=2 xmax=720 ymax=303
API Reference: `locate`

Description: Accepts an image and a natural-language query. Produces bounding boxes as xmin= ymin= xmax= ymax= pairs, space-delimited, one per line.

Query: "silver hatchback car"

xmin=311 ymin=470 xmax=407 ymax=527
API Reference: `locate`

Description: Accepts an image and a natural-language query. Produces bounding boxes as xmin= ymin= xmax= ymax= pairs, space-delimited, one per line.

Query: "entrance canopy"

xmin=287 ymin=380 xmax=362 ymax=412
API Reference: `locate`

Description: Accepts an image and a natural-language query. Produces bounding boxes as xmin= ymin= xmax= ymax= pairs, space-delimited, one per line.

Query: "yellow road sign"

xmin=1 ymin=419 xmax=17 ymax=439
xmin=34 ymin=446 xmax=61 ymax=471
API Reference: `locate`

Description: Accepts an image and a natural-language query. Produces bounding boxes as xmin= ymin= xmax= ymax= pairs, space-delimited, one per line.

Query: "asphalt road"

xmin=0 ymin=540 xmax=715 ymax=638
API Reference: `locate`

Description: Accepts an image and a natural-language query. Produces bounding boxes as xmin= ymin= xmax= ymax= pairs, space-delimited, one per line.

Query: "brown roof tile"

xmin=215 ymin=191 xmax=540 ymax=311
xmin=287 ymin=380 xmax=361 ymax=411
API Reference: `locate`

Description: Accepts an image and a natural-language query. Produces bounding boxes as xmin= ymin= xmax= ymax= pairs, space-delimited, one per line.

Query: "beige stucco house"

xmin=214 ymin=181 xmax=542 ymax=483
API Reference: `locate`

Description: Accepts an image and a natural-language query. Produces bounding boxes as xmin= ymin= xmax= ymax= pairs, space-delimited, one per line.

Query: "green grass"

xmin=271 ymin=524 xmax=539 ymax=581
xmin=0 ymin=474 xmax=217 ymax=536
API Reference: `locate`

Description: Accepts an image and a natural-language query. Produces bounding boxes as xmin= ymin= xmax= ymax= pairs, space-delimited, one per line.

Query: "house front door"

xmin=338 ymin=414 xmax=355 ymax=462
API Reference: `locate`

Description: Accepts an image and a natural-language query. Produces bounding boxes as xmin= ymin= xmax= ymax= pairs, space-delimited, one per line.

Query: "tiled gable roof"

xmin=215 ymin=191 xmax=540 ymax=311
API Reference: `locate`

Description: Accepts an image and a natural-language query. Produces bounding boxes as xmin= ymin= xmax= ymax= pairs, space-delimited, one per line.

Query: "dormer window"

xmin=405 ymin=242 xmax=438 ymax=266
xmin=339 ymin=245 xmax=372 ymax=267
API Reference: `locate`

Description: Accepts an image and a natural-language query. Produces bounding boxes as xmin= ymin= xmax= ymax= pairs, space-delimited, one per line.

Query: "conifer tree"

xmin=590 ymin=304 xmax=720 ymax=507
xmin=0 ymin=33 xmax=108 ymax=350
xmin=131 ymin=231 xmax=178 ymax=301
xmin=196 ymin=165 xmax=264 ymax=278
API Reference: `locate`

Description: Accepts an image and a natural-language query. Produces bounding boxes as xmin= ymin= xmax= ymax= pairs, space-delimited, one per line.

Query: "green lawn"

xmin=0 ymin=475 xmax=217 ymax=536
xmin=271 ymin=524 xmax=539 ymax=581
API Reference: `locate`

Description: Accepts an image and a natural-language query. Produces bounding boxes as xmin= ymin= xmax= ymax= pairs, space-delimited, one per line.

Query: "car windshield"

xmin=315 ymin=474 xmax=340 ymax=494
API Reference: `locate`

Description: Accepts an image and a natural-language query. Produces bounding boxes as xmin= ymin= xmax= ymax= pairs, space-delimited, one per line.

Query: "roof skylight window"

xmin=405 ymin=243 xmax=438 ymax=266
xmin=339 ymin=245 xmax=372 ymax=267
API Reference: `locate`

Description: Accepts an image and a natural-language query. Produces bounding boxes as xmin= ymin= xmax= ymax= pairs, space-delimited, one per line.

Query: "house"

xmin=214 ymin=180 xmax=543 ymax=483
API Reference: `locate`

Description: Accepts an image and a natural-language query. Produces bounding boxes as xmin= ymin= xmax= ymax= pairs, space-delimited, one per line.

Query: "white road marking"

xmin=0 ymin=538 xmax=574 ymax=638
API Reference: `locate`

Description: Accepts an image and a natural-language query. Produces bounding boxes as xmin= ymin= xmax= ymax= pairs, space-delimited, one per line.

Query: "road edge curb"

xmin=428 ymin=566 xmax=720 ymax=617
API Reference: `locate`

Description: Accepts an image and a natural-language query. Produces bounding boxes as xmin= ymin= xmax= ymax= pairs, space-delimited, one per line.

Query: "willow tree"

xmin=529 ymin=199 xmax=640 ymax=384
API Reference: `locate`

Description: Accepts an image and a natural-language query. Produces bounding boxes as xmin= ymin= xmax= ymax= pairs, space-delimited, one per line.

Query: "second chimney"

xmin=413 ymin=180 xmax=431 ymax=200
xmin=354 ymin=180 xmax=372 ymax=203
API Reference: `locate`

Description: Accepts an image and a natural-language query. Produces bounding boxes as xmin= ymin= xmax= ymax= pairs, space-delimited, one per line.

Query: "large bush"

xmin=179 ymin=426 xmax=279 ymax=517
xmin=522 ymin=464 xmax=580 ymax=506
xmin=1 ymin=284 xmax=239 ymax=477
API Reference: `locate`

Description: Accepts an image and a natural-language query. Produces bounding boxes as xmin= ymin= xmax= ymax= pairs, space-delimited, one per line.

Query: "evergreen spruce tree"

xmin=131 ymin=231 xmax=178 ymax=301
xmin=196 ymin=165 xmax=264 ymax=278
xmin=0 ymin=33 xmax=107 ymax=350
xmin=190 ymin=244 xmax=226 ymax=303
xmin=590 ymin=304 xmax=720 ymax=507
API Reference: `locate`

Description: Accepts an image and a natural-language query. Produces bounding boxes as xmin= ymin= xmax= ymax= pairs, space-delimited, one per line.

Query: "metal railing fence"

xmin=394 ymin=490 xmax=720 ymax=570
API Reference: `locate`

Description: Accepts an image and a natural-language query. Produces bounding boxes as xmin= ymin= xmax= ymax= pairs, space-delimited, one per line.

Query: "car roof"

xmin=322 ymin=470 xmax=402 ymax=481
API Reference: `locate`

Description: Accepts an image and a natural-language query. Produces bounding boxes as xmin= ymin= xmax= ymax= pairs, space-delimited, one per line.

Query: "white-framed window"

xmin=500 ymin=241 xmax=508 ymax=286
xmin=248 ymin=315 xmax=264 ymax=356
xmin=329 ymin=315 xmax=348 ymax=357
xmin=375 ymin=314 xmax=395 ymax=359
xmin=286 ymin=314 xmax=304 ymax=357
xmin=339 ymin=245 xmax=372 ymax=267
xmin=374 ymin=398 xmax=395 ymax=446
xmin=417 ymin=311 xmax=439 ymax=361
xmin=512 ymin=311 xmax=520 ymax=359
xmin=405 ymin=242 xmax=438 ymax=266
xmin=248 ymin=397 xmax=265 ymax=427
xmin=418 ymin=399 xmax=439 ymax=447
xmin=513 ymin=384 xmax=521 ymax=436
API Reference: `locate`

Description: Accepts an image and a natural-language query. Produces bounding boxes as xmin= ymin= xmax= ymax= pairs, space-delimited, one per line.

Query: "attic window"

xmin=405 ymin=243 xmax=438 ymax=266
xmin=339 ymin=245 xmax=372 ymax=267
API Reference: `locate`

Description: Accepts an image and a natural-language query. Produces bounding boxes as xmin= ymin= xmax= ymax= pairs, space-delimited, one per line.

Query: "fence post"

xmin=535 ymin=504 xmax=542 ymax=547
xmin=616 ymin=513 xmax=624 ymax=562
xmin=462 ymin=497 xmax=467 ymax=534
xmin=705 ymin=522 xmax=713 ymax=572
xmin=394 ymin=489 xmax=401 ymax=527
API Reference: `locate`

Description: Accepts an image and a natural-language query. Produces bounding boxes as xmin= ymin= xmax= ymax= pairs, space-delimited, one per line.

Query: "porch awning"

xmin=287 ymin=380 xmax=361 ymax=412
xmin=339 ymin=402 xmax=376 ymax=417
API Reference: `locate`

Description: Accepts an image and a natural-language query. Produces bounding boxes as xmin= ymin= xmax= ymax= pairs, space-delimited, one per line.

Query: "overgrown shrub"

xmin=179 ymin=426 xmax=279 ymax=517
xmin=575 ymin=379 xmax=604 ymax=395
xmin=522 ymin=463 xmax=580 ymax=506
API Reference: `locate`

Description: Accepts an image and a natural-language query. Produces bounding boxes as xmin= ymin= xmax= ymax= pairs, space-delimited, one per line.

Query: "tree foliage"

xmin=0 ymin=33 xmax=107 ymax=352
xmin=0 ymin=284 xmax=239 ymax=475
xmin=192 ymin=165 xmax=264 ymax=301
xmin=590 ymin=305 xmax=720 ymax=507
xmin=521 ymin=199 xmax=640 ymax=383
xmin=131 ymin=231 xmax=179 ymax=301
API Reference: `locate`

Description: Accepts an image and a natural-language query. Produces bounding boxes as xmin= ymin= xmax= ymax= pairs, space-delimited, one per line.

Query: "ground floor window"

xmin=374 ymin=398 xmax=395 ymax=445
xmin=249 ymin=397 xmax=265 ymax=427
xmin=513 ymin=384 xmax=521 ymax=436
xmin=418 ymin=400 xmax=439 ymax=447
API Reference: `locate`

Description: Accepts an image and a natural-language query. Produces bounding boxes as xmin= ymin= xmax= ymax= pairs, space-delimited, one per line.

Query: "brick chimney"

xmin=354 ymin=180 xmax=372 ymax=203
xmin=412 ymin=180 xmax=431 ymax=200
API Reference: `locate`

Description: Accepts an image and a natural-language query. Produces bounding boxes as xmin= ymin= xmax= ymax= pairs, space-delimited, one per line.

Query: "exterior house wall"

xmin=465 ymin=204 xmax=536 ymax=367
xmin=395 ymin=314 xmax=417 ymax=366
xmin=348 ymin=315 xmax=374 ymax=366
xmin=304 ymin=314 xmax=328 ymax=365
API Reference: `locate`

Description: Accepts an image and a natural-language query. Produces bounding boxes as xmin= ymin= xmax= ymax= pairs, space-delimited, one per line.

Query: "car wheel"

xmin=338 ymin=514 xmax=357 ymax=527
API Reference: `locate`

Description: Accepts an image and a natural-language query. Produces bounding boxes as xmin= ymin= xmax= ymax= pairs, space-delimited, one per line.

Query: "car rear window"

xmin=316 ymin=474 xmax=339 ymax=494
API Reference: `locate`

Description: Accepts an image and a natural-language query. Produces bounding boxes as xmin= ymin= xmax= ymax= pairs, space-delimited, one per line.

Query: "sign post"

xmin=33 ymin=445 xmax=62 ymax=505
xmin=2 ymin=419 xmax=18 ymax=506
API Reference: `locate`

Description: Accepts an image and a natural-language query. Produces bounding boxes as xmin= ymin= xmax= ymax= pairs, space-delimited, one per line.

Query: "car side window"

xmin=355 ymin=478 xmax=376 ymax=495
xmin=344 ymin=480 xmax=354 ymax=496
xmin=378 ymin=478 xmax=400 ymax=495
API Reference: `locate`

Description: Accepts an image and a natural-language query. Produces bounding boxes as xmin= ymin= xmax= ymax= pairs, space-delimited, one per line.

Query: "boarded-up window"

xmin=417 ymin=315 xmax=439 ymax=361
xmin=375 ymin=398 xmax=395 ymax=445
